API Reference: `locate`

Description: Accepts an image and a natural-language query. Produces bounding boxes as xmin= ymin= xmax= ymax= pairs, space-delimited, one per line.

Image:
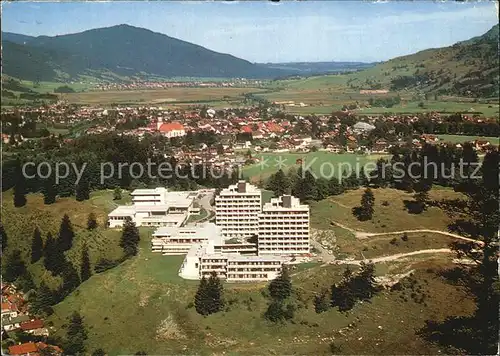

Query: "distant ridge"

xmin=289 ymin=24 xmax=499 ymax=98
xmin=1 ymin=24 xmax=286 ymax=81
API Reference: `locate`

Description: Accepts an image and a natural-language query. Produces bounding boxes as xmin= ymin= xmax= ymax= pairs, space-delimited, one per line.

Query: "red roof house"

xmin=8 ymin=342 xmax=38 ymax=355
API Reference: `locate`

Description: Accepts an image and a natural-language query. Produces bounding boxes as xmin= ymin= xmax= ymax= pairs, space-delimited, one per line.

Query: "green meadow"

xmin=242 ymin=152 xmax=390 ymax=181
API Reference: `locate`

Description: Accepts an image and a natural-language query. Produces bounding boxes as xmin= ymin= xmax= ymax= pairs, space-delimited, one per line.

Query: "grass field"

xmin=45 ymin=244 xmax=475 ymax=355
xmin=62 ymin=87 xmax=265 ymax=105
xmin=242 ymin=152 xmax=390 ymax=181
xmin=310 ymin=187 xmax=466 ymax=235
xmin=260 ymin=69 xmax=499 ymax=117
xmin=18 ymin=80 xmax=95 ymax=94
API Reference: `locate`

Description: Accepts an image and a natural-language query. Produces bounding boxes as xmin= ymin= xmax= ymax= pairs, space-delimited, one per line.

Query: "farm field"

xmin=18 ymin=80 xmax=95 ymax=94
xmin=354 ymin=100 xmax=500 ymax=117
xmin=242 ymin=152 xmax=390 ymax=181
xmin=62 ymin=87 xmax=265 ymax=105
xmin=256 ymin=85 xmax=499 ymax=116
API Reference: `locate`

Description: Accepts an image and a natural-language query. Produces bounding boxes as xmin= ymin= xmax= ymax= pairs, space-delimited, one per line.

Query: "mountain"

xmin=2 ymin=32 xmax=36 ymax=45
xmin=279 ymin=25 xmax=498 ymax=98
xmin=345 ymin=24 xmax=499 ymax=97
xmin=1 ymin=24 xmax=285 ymax=81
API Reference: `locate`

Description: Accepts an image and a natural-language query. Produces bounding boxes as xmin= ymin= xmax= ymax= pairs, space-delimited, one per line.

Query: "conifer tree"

xmin=352 ymin=262 xmax=378 ymax=300
xmin=80 ymin=245 xmax=92 ymax=282
xmin=31 ymin=227 xmax=44 ymax=263
xmin=314 ymin=289 xmax=330 ymax=313
xmin=446 ymin=150 xmax=499 ymax=353
xmin=266 ymin=169 xmax=289 ymax=197
xmin=296 ymin=170 xmax=318 ymax=202
xmin=75 ymin=175 xmax=90 ymax=201
xmin=3 ymin=249 xmax=27 ymax=282
xmin=64 ymin=311 xmax=88 ymax=355
xmin=59 ymin=214 xmax=75 ymax=251
xmin=43 ymin=177 xmax=57 ymax=205
xmin=120 ymin=217 xmax=140 ymax=257
xmin=31 ymin=282 xmax=55 ymax=316
xmin=331 ymin=266 xmax=356 ymax=312
xmin=264 ymin=300 xmax=284 ymax=322
xmin=17 ymin=271 xmax=36 ymax=293
xmin=13 ymin=158 xmax=27 ymax=208
xmin=43 ymin=232 xmax=67 ymax=276
xmin=0 ymin=223 xmax=7 ymax=253
xmin=59 ymin=262 xmax=81 ymax=299
xmin=268 ymin=265 xmax=292 ymax=301
xmin=113 ymin=187 xmax=122 ymax=201
xmin=194 ymin=276 xmax=210 ymax=316
xmin=87 ymin=212 xmax=98 ymax=230
xmin=206 ymin=271 xmax=224 ymax=314
xmin=354 ymin=188 xmax=375 ymax=221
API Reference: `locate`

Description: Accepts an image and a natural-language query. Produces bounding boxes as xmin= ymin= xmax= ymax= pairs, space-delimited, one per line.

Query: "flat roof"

xmin=131 ymin=187 xmax=166 ymax=195
xmin=108 ymin=206 xmax=136 ymax=216
xmin=152 ymin=222 xmax=223 ymax=245
xmin=135 ymin=204 xmax=170 ymax=212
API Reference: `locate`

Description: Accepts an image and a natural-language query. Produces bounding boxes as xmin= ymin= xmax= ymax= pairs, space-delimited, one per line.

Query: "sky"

xmin=2 ymin=1 xmax=498 ymax=63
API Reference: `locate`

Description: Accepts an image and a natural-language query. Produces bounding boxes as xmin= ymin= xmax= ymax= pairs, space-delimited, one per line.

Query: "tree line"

xmin=265 ymin=144 xmax=496 ymax=203
xmin=4 ymin=133 xmax=240 ymax=207
xmin=1 ymin=213 xmax=140 ymax=319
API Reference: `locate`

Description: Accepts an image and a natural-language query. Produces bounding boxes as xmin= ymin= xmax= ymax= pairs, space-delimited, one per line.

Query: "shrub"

xmin=330 ymin=342 xmax=343 ymax=354
xmin=94 ymin=258 xmax=120 ymax=273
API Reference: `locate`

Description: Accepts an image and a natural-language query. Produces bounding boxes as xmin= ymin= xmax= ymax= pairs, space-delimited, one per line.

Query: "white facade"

xmin=151 ymin=222 xmax=223 ymax=255
xmin=258 ymin=195 xmax=310 ymax=255
xmin=179 ymin=242 xmax=286 ymax=282
xmin=215 ymin=181 xmax=262 ymax=239
xmin=108 ymin=188 xmax=198 ymax=228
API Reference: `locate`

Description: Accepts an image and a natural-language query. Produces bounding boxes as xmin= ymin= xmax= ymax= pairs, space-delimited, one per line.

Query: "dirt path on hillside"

xmin=328 ymin=220 xmax=482 ymax=245
xmin=330 ymin=248 xmax=454 ymax=266
xmin=329 ymin=199 xmax=351 ymax=209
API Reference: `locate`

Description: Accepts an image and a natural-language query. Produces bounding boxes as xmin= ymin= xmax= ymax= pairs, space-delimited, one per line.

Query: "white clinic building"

xmin=151 ymin=222 xmax=223 ymax=255
xmin=215 ymin=181 xmax=262 ymax=239
xmin=178 ymin=241 xmax=286 ymax=282
xmin=108 ymin=188 xmax=199 ymax=228
xmin=258 ymin=195 xmax=310 ymax=255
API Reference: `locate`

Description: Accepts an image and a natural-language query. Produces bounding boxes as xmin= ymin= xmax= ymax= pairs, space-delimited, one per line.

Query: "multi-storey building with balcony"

xmin=215 ymin=181 xmax=262 ymax=239
xmin=258 ymin=195 xmax=310 ymax=255
xmin=179 ymin=241 xmax=285 ymax=282
xmin=151 ymin=222 xmax=223 ymax=255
